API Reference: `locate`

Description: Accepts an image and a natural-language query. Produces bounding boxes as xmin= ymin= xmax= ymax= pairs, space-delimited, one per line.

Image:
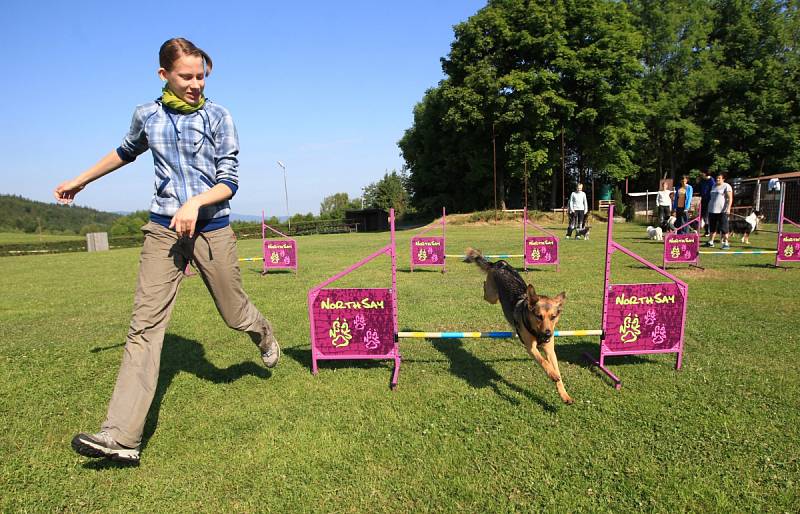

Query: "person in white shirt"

xmin=566 ymin=183 xmax=589 ymax=239
xmin=655 ymin=181 xmax=673 ymax=228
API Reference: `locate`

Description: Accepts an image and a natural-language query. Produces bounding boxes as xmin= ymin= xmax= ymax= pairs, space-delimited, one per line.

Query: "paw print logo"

xmin=670 ymin=246 xmax=681 ymax=259
xmin=651 ymin=324 xmax=667 ymax=345
xmin=353 ymin=314 xmax=366 ymax=331
xmin=363 ymin=329 xmax=380 ymax=350
xmin=786 ymin=245 xmax=796 ymax=258
xmin=431 ymin=253 xmax=439 ymax=263
xmin=417 ymin=248 xmax=428 ymax=261
xmin=530 ymin=248 xmax=541 ymax=261
xmin=329 ymin=318 xmax=352 ymax=348
xmin=619 ymin=314 xmax=641 ymax=344
xmin=644 ymin=309 xmax=657 ymax=327
xmin=270 ymin=252 xmax=280 ymax=264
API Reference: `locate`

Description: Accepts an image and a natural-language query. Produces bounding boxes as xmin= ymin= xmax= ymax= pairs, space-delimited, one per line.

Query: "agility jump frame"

xmin=410 ymin=207 xmax=446 ymax=272
xmin=663 ymin=204 xmax=701 ymax=269
xmin=585 ymin=204 xmax=688 ymax=389
xmin=444 ymin=211 xmax=559 ymax=262
xmin=775 ymin=187 xmax=800 ymax=268
xmin=523 ymin=208 xmax=560 ymax=271
xmin=307 ymin=209 xmax=401 ymax=388
xmin=261 ymin=211 xmax=298 ymax=274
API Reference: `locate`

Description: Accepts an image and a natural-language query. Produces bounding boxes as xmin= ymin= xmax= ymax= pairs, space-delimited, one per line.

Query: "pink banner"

xmin=411 ymin=236 xmax=445 ymax=266
xmin=310 ymin=288 xmax=395 ymax=357
xmin=777 ymin=233 xmax=800 ymax=262
xmin=603 ymin=283 xmax=685 ymax=353
xmin=524 ymin=236 xmax=559 ymax=265
xmin=663 ymin=233 xmax=699 ymax=264
xmin=263 ymin=239 xmax=297 ymax=270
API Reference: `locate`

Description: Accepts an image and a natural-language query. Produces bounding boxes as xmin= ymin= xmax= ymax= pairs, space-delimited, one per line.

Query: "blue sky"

xmin=0 ymin=0 xmax=486 ymax=217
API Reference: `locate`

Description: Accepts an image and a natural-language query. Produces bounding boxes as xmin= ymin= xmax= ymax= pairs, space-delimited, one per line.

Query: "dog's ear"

xmin=555 ymin=291 xmax=566 ymax=305
xmin=526 ymin=284 xmax=538 ymax=308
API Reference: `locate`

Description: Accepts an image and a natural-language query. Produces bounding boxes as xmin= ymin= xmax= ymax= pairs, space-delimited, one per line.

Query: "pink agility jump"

xmin=585 ymin=204 xmax=689 ymax=389
xmin=410 ymin=207 xmax=446 ymax=273
xmin=307 ymin=209 xmax=401 ymax=389
xmin=261 ymin=211 xmax=298 ymax=275
xmin=523 ymin=208 xmax=560 ymax=271
xmin=776 ymin=187 xmax=800 ymax=268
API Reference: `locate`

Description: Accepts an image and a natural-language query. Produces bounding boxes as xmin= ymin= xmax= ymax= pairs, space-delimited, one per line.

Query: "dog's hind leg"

xmin=540 ymin=340 xmax=573 ymax=404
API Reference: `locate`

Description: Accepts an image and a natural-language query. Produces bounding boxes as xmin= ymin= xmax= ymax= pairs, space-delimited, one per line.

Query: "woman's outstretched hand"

xmin=53 ymin=179 xmax=86 ymax=205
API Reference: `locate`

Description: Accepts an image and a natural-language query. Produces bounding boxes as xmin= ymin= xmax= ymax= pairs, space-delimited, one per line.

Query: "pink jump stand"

xmin=261 ymin=211 xmax=298 ymax=275
xmin=523 ymin=208 xmax=560 ymax=272
xmin=585 ymin=205 xmax=689 ymax=389
xmin=307 ymin=209 xmax=401 ymax=389
xmin=410 ymin=207 xmax=446 ymax=273
xmin=663 ymin=204 xmax=702 ymax=270
xmin=775 ymin=188 xmax=800 ymax=269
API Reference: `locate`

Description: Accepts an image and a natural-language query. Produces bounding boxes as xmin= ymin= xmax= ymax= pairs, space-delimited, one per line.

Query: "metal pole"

xmin=524 ymin=160 xmax=528 ymax=212
xmin=277 ymin=161 xmax=290 ymax=233
xmin=283 ymin=167 xmax=290 ymax=233
xmin=561 ymin=123 xmax=565 ymax=223
xmin=493 ymin=122 xmax=498 ymax=223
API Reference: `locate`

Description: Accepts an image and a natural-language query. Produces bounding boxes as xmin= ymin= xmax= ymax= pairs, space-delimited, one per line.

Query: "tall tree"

xmin=701 ymin=0 xmax=800 ymax=176
xmin=401 ymin=0 xmax=646 ymax=214
xmin=629 ymin=0 xmax=717 ymax=184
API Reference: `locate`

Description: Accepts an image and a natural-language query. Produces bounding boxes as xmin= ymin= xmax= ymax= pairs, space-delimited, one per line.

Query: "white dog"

xmin=646 ymin=226 xmax=663 ymax=241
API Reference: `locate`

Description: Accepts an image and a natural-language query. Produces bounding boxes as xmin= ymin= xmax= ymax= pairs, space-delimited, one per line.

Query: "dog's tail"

xmin=463 ymin=247 xmax=491 ymax=271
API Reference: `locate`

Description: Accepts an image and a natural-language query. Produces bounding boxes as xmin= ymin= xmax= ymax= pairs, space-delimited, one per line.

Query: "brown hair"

xmin=159 ymin=38 xmax=213 ymax=76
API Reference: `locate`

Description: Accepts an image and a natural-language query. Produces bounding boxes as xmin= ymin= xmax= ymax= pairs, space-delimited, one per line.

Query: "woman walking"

xmin=54 ymin=38 xmax=280 ymax=464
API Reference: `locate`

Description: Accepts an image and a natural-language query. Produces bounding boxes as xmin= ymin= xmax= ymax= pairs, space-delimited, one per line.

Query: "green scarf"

xmin=161 ymin=86 xmax=205 ymax=113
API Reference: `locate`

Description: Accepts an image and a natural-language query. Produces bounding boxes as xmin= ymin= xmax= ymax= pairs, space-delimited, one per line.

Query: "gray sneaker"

xmin=249 ymin=323 xmax=281 ymax=368
xmin=71 ymin=431 xmax=140 ymax=463
xmin=259 ymin=337 xmax=281 ymax=368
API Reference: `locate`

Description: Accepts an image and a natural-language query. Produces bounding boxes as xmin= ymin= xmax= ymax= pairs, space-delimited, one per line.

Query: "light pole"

xmin=277 ymin=160 xmax=290 ymax=232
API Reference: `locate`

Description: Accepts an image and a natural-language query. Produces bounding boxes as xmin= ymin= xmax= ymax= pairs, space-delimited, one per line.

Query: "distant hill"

xmin=0 ymin=195 xmax=120 ymax=234
xmin=229 ymin=212 xmax=263 ymax=222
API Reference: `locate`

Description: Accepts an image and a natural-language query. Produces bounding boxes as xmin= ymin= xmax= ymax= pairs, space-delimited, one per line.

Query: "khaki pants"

xmin=102 ymin=222 xmax=272 ymax=447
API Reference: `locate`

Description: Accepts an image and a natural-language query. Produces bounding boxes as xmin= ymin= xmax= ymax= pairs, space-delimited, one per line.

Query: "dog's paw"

xmin=562 ymin=395 xmax=574 ymax=405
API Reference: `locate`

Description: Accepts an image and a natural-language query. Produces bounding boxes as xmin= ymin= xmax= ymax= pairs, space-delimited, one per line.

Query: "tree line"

xmin=399 ymin=0 xmax=800 ymax=214
xmin=0 ymin=195 xmax=121 ymax=235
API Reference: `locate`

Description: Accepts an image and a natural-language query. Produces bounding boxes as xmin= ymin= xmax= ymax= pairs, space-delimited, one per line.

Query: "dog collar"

xmin=515 ymin=298 xmax=548 ymax=343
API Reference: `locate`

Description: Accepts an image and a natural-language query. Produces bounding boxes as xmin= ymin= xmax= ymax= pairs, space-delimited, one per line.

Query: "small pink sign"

xmin=777 ymin=233 xmax=800 ymax=262
xmin=603 ymin=283 xmax=685 ymax=353
xmin=524 ymin=236 xmax=559 ymax=265
xmin=411 ymin=237 xmax=445 ymax=266
xmin=310 ymin=288 xmax=395 ymax=357
xmin=663 ymin=233 xmax=699 ymax=264
xmin=263 ymin=239 xmax=297 ymax=271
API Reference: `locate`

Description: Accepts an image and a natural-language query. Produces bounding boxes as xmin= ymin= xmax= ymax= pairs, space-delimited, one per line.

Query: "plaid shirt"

xmin=116 ymin=100 xmax=239 ymax=221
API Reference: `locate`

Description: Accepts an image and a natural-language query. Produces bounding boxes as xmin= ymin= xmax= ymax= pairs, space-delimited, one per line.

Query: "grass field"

xmin=1 ymin=218 xmax=798 ymax=512
xmin=0 ymin=232 xmax=85 ymax=244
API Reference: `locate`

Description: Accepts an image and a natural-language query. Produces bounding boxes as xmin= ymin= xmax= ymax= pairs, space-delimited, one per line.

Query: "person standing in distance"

xmin=655 ymin=181 xmax=673 ymax=229
xmin=706 ymin=173 xmax=734 ymax=249
xmin=698 ymin=170 xmax=715 ymax=236
xmin=54 ymin=38 xmax=281 ymax=464
xmin=672 ymin=175 xmax=693 ymax=234
xmin=566 ymin=183 xmax=588 ymax=239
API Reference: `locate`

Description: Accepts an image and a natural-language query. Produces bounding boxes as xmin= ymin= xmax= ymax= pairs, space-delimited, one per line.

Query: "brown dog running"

xmin=464 ymin=248 xmax=573 ymax=404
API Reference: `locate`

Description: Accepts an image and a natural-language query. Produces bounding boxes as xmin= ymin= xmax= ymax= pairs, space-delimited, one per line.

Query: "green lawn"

xmin=1 ymin=219 xmax=797 ymax=512
xmin=0 ymin=232 xmax=85 ymax=244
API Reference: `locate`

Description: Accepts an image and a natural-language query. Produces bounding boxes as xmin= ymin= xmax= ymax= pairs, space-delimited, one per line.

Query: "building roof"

xmin=740 ymin=171 xmax=800 ymax=182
